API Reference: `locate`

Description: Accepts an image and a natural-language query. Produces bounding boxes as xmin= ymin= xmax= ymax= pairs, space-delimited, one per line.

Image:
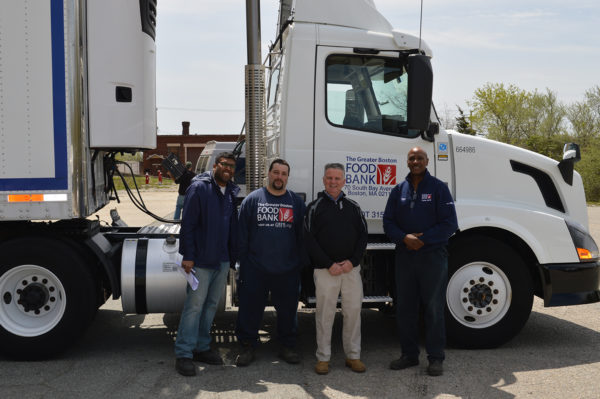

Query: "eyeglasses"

xmin=217 ymin=161 xmax=236 ymax=170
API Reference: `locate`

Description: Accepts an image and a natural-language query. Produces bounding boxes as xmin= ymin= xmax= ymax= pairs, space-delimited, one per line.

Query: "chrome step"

xmin=306 ymin=295 xmax=393 ymax=304
xmin=366 ymin=242 xmax=395 ymax=251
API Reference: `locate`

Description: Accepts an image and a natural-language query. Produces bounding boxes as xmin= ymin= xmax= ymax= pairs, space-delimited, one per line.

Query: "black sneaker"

xmin=193 ymin=349 xmax=224 ymax=365
xmin=389 ymin=356 xmax=419 ymax=370
xmin=235 ymin=343 xmax=255 ymax=367
xmin=175 ymin=357 xmax=196 ymax=376
xmin=278 ymin=346 xmax=300 ymax=364
xmin=427 ymin=359 xmax=444 ymax=376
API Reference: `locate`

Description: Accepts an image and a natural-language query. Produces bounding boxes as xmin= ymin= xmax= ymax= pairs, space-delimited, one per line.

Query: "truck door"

xmin=313 ymin=46 xmax=434 ymax=234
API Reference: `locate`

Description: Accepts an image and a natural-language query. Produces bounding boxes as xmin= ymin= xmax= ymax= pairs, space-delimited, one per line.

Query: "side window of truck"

xmin=325 ymin=55 xmax=419 ymax=138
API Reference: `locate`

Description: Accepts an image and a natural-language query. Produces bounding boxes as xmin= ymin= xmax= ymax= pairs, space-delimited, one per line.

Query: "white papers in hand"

xmin=178 ymin=263 xmax=199 ymax=291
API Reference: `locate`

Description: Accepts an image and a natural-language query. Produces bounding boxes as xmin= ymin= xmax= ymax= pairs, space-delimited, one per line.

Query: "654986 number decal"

xmin=456 ymin=146 xmax=476 ymax=153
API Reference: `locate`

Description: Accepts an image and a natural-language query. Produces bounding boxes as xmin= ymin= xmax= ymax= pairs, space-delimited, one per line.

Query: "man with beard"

xmin=383 ymin=147 xmax=457 ymax=376
xmin=175 ymin=152 xmax=240 ymax=376
xmin=235 ymin=159 xmax=306 ymax=367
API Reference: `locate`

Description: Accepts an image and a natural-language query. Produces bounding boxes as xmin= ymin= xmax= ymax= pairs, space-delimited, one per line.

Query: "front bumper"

xmin=539 ymin=261 xmax=600 ymax=306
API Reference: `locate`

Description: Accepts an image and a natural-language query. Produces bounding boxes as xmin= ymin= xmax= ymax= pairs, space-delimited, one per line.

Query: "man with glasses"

xmin=175 ymin=152 xmax=240 ymax=376
xmin=383 ymin=147 xmax=458 ymax=376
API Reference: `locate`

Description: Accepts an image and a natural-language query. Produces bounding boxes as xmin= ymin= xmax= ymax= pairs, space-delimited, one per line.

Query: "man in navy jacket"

xmin=174 ymin=152 xmax=240 ymax=377
xmin=383 ymin=147 xmax=458 ymax=376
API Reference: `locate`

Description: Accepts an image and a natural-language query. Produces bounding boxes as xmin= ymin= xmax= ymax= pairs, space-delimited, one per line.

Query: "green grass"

xmin=112 ymin=176 xmax=175 ymax=191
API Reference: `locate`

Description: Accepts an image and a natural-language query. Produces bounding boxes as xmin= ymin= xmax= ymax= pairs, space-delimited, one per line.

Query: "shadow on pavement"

xmin=49 ymin=301 xmax=600 ymax=398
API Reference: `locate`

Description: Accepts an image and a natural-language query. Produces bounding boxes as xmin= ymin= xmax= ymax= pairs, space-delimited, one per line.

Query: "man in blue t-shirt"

xmin=235 ymin=159 xmax=306 ymax=367
xmin=383 ymin=147 xmax=458 ymax=377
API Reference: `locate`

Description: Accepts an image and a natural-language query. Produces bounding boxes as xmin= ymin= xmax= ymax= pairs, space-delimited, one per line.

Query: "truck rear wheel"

xmin=0 ymin=237 xmax=97 ymax=359
xmin=446 ymin=237 xmax=533 ymax=348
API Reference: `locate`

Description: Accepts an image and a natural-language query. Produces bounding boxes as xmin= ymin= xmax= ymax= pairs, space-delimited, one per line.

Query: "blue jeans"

xmin=174 ymin=262 xmax=229 ymax=358
xmin=394 ymin=246 xmax=448 ymax=361
xmin=235 ymin=266 xmax=300 ymax=348
xmin=174 ymin=194 xmax=185 ymax=220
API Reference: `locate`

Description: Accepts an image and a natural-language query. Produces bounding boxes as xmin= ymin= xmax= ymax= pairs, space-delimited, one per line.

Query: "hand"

xmin=182 ymin=260 xmax=194 ymax=274
xmin=403 ymin=233 xmax=424 ymax=251
xmin=339 ymin=260 xmax=354 ymax=273
xmin=328 ymin=263 xmax=343 ymax=276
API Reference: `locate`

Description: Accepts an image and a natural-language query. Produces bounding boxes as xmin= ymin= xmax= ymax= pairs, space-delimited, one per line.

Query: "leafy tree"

xmin=436 ymin=103 xmax=457 ymax=130
xmin=575 ymin=138 xmax=600 ymax=202
xmin=567 ymin=85 xmax=600 ymax=147
xmin=455 ymin=106 xmax=476 ymax=135
xmin=529 ymin=89 xmax=566 ymax=139
xmin=468 ymin=83 xmax=532 ymax=145
xmin=469 ymin=83 xmax=565 ymax=145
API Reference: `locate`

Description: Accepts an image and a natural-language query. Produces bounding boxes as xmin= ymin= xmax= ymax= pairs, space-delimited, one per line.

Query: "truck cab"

xmin=265 ymin=0 xmax=600 ymax=348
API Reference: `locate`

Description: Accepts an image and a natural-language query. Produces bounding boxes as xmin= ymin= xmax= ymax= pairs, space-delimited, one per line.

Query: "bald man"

xmin=383 ymin=147 xmax=458 ymax=376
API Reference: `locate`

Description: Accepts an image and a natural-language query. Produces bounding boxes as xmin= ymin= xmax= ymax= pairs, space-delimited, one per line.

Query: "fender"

xmin=456 ymin=201 xmax=578 ymax=264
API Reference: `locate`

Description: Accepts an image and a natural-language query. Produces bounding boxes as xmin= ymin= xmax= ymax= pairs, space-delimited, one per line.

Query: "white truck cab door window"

xmin=314 ymin=47 xmax=434 ymax=234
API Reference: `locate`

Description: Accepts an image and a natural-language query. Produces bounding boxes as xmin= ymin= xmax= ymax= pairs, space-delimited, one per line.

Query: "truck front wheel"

xmin=0 ymin=237 xmax=97 ymax=359
xmin=446 ymin=237 xmax=533 ymax=348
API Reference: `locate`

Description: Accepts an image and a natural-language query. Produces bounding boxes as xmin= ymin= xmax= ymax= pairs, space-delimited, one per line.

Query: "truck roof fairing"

xmin=289 ymin=0 xmax=432 ymax=56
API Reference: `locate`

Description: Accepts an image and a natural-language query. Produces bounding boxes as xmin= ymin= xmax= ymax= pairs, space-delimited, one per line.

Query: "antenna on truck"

xmin=418 ymin=0 xmax=424 ymax=52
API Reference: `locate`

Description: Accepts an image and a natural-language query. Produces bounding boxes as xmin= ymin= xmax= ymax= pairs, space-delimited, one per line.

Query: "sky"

xmin=155 ymin=0 xmax=600 ymax=135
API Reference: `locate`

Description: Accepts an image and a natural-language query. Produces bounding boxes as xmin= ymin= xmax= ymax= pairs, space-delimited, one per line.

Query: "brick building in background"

xmin=142 ymin=121 xmax=239 ymax=175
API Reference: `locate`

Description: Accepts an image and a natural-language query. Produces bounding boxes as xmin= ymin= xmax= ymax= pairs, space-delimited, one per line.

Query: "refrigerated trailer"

xmin=0 ymin=0 xmax=599 ymax=359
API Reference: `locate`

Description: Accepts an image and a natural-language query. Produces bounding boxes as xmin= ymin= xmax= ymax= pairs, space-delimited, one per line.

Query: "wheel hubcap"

xmin=447 ymin=262 xmax=511 ymax=328
xmin=19 ymin=282 xmax=51 ymax=313
xmin=0 ymin=265 xmax=66 ymax=337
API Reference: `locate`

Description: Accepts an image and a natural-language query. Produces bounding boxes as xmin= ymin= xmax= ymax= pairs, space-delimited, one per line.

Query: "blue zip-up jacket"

xmin=179 ymin=171 xmax=240 ymax=269
xmin=383 ymin=169 xmax=458 ymax=252
xmin=238 ymin=187 xmax=306 ymax=274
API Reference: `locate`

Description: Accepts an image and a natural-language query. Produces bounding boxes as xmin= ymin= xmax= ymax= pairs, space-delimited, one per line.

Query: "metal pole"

xmin=245 ymin=0 xmax=266 ymax=192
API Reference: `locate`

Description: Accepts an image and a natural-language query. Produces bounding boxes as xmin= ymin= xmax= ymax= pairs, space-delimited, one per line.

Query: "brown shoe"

xmin=315 ymin=361 xmax=329 ymax=375
xmin=345 ymin=358 xmax=366 ymax=373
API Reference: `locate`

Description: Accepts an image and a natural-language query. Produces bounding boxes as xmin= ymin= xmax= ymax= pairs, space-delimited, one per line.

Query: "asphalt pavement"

xmin=1 ymin=191 xmax=600 ymax=398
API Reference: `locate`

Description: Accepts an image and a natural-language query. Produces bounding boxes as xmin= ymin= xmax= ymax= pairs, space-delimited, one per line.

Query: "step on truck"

xmin=0 ymin=0 xmax=599 ymax=359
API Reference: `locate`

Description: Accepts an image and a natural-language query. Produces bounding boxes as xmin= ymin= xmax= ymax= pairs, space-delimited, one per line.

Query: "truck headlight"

xmin=566 ymin=220 xmax=599 ymax=262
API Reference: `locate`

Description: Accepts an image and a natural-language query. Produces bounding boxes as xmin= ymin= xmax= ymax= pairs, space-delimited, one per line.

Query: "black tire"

xmin=446 ymin=236 xmax=533 ymax=348
xmin=0 ymin=237 xmax=97 ymax=359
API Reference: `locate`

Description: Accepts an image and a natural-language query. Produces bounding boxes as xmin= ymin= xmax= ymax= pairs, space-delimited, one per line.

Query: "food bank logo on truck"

xmin=345 ymin=155 xmax=397 ymax=186
xmin=377 ymin=164 xmax=396 ymax=185
xmin=343 ymin=155 xmax=398 ymax=202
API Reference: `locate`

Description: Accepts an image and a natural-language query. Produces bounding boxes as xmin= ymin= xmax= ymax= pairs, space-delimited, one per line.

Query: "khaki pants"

xmin=314 ymin=265 xmax=363 ymax=361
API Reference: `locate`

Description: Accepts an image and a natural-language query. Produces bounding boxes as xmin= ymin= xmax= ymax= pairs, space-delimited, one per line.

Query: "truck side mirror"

xmin=562 ymin=143 xmax=581 ymax=162
xmin=558 ymin=143 xmax=581 ymax=186
xmin=407 ymin=55 xmax=433 ymax=132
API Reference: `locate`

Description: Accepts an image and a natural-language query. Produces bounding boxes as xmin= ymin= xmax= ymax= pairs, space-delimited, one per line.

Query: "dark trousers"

xmin=235 ymin=266 xmax=300 ymax=348
xmin=395 ymin=246 xmax=448 ymax=361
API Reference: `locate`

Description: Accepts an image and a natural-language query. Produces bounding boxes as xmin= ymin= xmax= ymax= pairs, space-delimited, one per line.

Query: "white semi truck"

xmin=0 ymin=0 xmax=598 ymax=359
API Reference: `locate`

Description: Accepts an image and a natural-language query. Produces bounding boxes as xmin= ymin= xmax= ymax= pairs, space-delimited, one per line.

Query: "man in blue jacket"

xmin=235 ymin=159 xmax=306 ymax=367
xmin=175 ymin=152 xmax=240 ymax=377
xmin=383 ymin=147 xmax=458 ymax=376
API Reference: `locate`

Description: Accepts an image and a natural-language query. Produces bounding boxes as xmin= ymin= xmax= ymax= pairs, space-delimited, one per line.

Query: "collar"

xmin=319 ymin=190 xmax=345 ymax=203
xmin=404 ymin=169 xmax=431 ymax=187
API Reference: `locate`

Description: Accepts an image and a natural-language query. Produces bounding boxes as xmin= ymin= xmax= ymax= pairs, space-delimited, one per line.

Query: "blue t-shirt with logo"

xmin=238 ymin=187 xmax=306 ymax=274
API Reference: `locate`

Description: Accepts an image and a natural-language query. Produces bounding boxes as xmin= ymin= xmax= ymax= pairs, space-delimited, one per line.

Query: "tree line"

xmin=448 ymin=83 xmax=600 ymax=202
